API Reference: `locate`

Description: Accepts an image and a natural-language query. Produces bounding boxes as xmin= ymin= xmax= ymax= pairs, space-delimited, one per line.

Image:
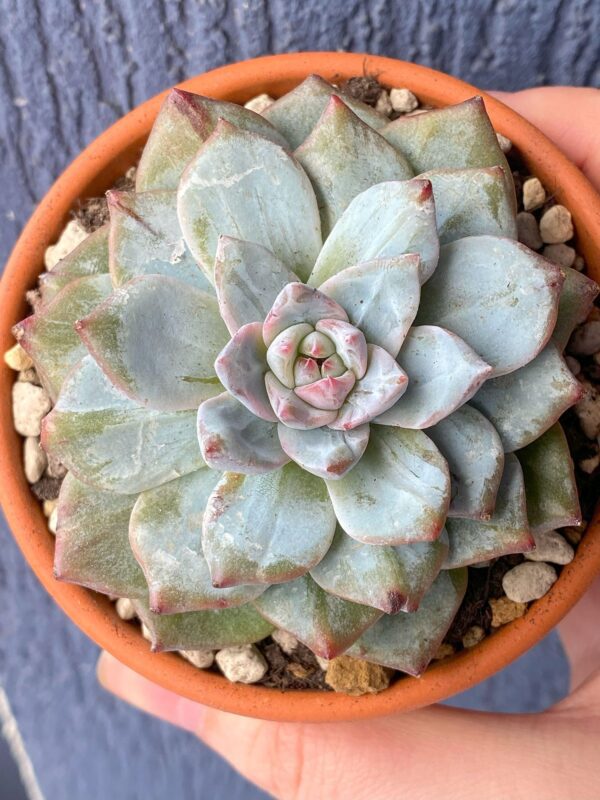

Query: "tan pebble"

xmin=17 ymin=368 xmax=41 ymax=384
xmin=43 ymin=499 xmax=58 ymax=517
xmin=522 ymin=177 xmax=546 ymax=211
xmin=542 ymin=243 xmax=576 ymax=269
xmin=287 ymin=662 xmax=311 ymax=680
xmin=517 ymin=211 xmax=543 ymax=250
xmin=12 ymin=382 xmax=52 ymax=437
xmin=489 ymin=596 xmax=527 ymax=627
xmin=44 ymin=220 xmax=88 ymax=270
xmin=243 ymin=93 xmax=274 ymax=114
xmin=23 ymin=437 xmax=48 ymax=483
xmin=432 ymin=642 xmax=455 ymax=661
xmin=375 ymin=90 xmax=392 ymax=116
xmin=116 ymin=597 xmax=137 ymax=621
xmin=272 ymin=629 xmax=298 ymax=655
xmin=579 ymin=454 xmax=600 ymax=474
xmin=502 ymin=562 xmax=557 ymax=603
xmin=526 ymin=530 xmax=574 ymax=565
xmin=389 ymin=87 xmax=418 ymax=113
xmin=179 ymin=649 xmax=215 ymax=669
xmin=4 ymin=343 xmax=33 ymax=371
xmin=48 ymin=507 xmax=58 ymax=534
xmin=574 ymin=382 xmax=600 ymax=439
xmin=462 ymin=625 xmax=485 ymax=648
xmin=325 ymin=655 xmax=393 ymax=696
xmin=539 ymin=205 xmax=574 ymax=244
xmin=496 ymin=132 xmax=512 ymax=153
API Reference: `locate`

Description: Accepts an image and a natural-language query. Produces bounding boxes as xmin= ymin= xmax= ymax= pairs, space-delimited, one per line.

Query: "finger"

xmin=489 ymin=87 xmax=600 ymax=190
xmin=557 ymin=576 xmax=600 ymax=692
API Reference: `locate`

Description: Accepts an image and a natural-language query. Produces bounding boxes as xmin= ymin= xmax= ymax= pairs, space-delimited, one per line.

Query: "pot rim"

xmin=1 ymin=51 xmax=600 ymax=723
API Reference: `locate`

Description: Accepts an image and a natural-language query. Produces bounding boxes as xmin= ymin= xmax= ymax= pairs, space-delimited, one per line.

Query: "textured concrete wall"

xmin=0 ymin=0 xmax=592 ymax=797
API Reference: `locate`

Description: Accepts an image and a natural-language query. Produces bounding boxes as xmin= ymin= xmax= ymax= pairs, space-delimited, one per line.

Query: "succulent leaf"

xmin=417 ymin=236 xmax=563 ymax=377
xmin=265 ymin=372 xmax=338 ymax=429
xmin=42 ymin=356 xmax=204 ymax=494
xmin=129 ymin=471 xmax=266 ymax=614
xmin=202 ymin=464 xmax=336 ymax=586
xmin=326 ymin=426 xmax=450 ymax=546
xmin=319 ymin=255 xmax=421 ymax=358
xmin=277 ymin=423 xmax=370 ymax=480
xmin=293 ymin=370 xmax=356 ymax=411
xmin=517 ymin=423 xmax=581 ymax=534
xmin=266 ymin=323 xmax=314 ymax=388
xmin=394 ymin=531 xmax=450 ymax=612
xmin=329 ymin=345 xmax=408 ymax=431
xmin=197 ymin=392 xmax=289 ymax=474
xmin=419 ymin=167 xmax=517 ymax=243
xmin=39 ymin=225 xmax=109 ymax=305
xmin=214 ymin=237 xmax=299 ymax=335
xmin=253 ymin=574 xmax=382 ymax=659
xmin=346 ymin=568 xmax=468 ymax=675
xmin=177 ymin=120 xmax=322 ymax=282
xmin=261 ymin=74 xmax=387 ymax=150
xmin=427 ymin=405 xmax=505 ymax=520
xmin=444 ymin=455 xmax=534 ymax=568
xmin=107 ymin=190 xmax=213 ymax=292
xmin=295 ymin=95 xmax=413 ymax=236
xmin=136 ymin=88 xmax=288 ymax=192
xmin=375 ymin=325 xmax=492 ymax=429
xmin=133 ymin=598 xmax=274 ymax=652
xmin=314 ymin=319 xmax=368 ymax=378
xmin=14 ymin=274 xmax=113 ymax=401
xmin=309 ymin=179 xmax=439 ymax=286
xmin=262 ymin=282 xmax=348 ymax=347
xmin=553 ymin=266 xmax=599 ymax=350
xmin=54 ymin=473 xmax=147 ymax=598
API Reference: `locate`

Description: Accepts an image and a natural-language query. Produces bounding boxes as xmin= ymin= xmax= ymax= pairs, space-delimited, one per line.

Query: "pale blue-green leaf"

xmin=266 ymin=323 xmax=314 ymax=388
xmin=262 ymin=282 xmax=348 ymax=346
xmin=40 ymin=225 xmax=109 ymax=304
xmin=314 ymin=319 xmax=367 ymax=378
xmin=265 ymin=372 xmax=338 ymax=429
xmin=553 ymin=266 xmax=599 ymax=350
xmin=277 ymin=423 xmax=369 ymax=480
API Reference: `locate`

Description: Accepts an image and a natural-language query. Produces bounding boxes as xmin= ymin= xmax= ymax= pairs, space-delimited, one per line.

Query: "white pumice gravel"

xmin=568 ymin=320 xmax=600 ymax=356
xmin=48 ymin=507 xmax=58 ymax=534
xmin=375 ymin=90 xmax=392 ymax=116
xmin=179 ymin=649 xmax=215 ymax=669
xmin=574 ymin=382 xmax=600 ymax=439
xmin=522 ymin=177 xmax=546 ymax=211
xmin=215 ymin=645 xmax=268 ymax=684
xmin=272 ymin=629 xmax=299 ymax=655
xmin=17 ymin=368 xmax=40 ymax=384
xmin=539 ymin=205 xmax=574 ymax=244
xmin=389 ymin=87 xmax=418 ymax=113
xmin=12 ymin=381 xmax=51 ymax=437
xmin=115 ymin=598 xmax=137 ymax=621
xmin=43 ymin=219 xmax=88 ymax=270
xmin=243 ymin=93 xmax=275 ymax=114
xmin=565 ymin=356 xmax=581 ymax=376
xmin=496 ymin=132 xmax=512 ymax=153
xmin=525 ymin=530 xmax=575 ymax=565
xmin=23 ymin=436 xmax=47 ymax=483
xmin=141 ymin=622 xmax=153 ymax=642
xmin=3 ymin=343 xmax=33 ymax=371
xmin=516 ymin=211 xmax=543 ymax=250
xmin=502 ymin=562 xmax=558 ymax=603
xmin=542 ymin=243 xmax=576 ymax=269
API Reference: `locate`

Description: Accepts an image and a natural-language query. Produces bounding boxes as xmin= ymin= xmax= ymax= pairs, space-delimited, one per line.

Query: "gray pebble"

xmin=568 ymin=320 xmax=600 ymax=356
xmin=496 ymin=132 xmax=512 ymax=153
xmin=517 ymin=212 xmax=543 ymax=250
xmin=542 ymin=243 xmax=576 ymax=269
xmin=525 ymin=530 xmax=574 ymax=565
xmin=12 ymin=381 xmax=51 ymax=436
xmin=574 ymin=382 xmax=600 ymax=438
xmin=502 ymin=562 xmax=557 ymax=603
xmin=375 ymin=90 xmax=392 ymax=116
xmin=565 ymin=356 xmax=581 ymax=376
xmin=243 ymin=93 xmax=274 ymax=114
xmin=179 ymin=649 xmax=215 ymax=669
xmin=215 ymin=645 xmax=267 ymax=684
xmin=539 ymin=205 xmax=574 ymax=244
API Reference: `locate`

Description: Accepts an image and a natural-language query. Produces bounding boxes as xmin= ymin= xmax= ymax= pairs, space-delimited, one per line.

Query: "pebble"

xmin=516 ymin=211 xmax=542 ymax=250
xmin=44 ymin=220 xmax=88 ymax=270
xmin=574 ymin=255 xmax=586 ymax=272
xmin=406 ymin=108 xmax=429 ymax=116
xmin=272 ymin=629 xmax=299 ymax=655
xmin=522 ymin=177 xmax=546 ymax=211
xmin=568 ymin=320 xmax=600 ymax=356
xmin=432 ymin=642 xmax=455 ymax=660
xmin=462 ymin=625 xmax=485 ymax=648
xmin=243 ymin=93 xmax=274 ymax=114
xmin=539 ymin=205 xmax=574 ymax=244
xmin=489 ymin=596 xmax=527 ymax=627
xmin=4 ymin=343 xmax=33 ymax=371
xmin=563 ymin=525 xmax=585 ymax=547
xmin=315 ymin=655 xmax=330 ymax=671
xmin=525 ymin=530 xmax=574 ymax=565
xmin=502 ymin=562 xmax=557 ymax=603
xmin=375 ymin=90 xmax=392 ymax=116
xmin=12 ymin=382 xmax=52 ymax=436
xmin=215 ymin=644 xmax=268 ymax=684
xmin=17 ymin=368 xmax=40 ymax=384
xmin=23 ymin=436 xmax=47 ymax=483
xmin=496 ymin=132 xmax=512 ymax=153
xmin=565 ymin=356 xmax=581 ymax=376
xmin=574 ymin=382 xmax=600 ymax=438
xmin=116 ymin=598 xmax=137 ymax=621
xmin=43 ymin=499 xmax=57 ymax=517
xmin=48 ymin=507 xmax=58 ymax=534
xmin=46 ymin=452 xmax=68 ymax=479
xmin=324 ymin=655 xmax=393 ymax=696
xmin=542 ymin=243 xmax=576 ymax=269
xmin=579 ymin=454 xmax=600 ymax=474
xmin=141 ymin=623 xmax=153 ymax=642
xmin=180 ymin=649 xmax=215 ymax=669
xmin=389 ymin=87 xmax=418 ymax=113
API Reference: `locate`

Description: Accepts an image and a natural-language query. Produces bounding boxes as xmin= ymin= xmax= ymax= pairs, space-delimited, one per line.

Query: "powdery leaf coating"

xmin=277 ymin=423 xmax=370 ymax=480
xmin=261 ymin=74 xmax=387 ymax=150
xmin=107 ymin=189 xmax=213 ymax=292
xmin=319 ymin=255 xmax=421 ymax=358
xmin=427 ymin=404 xmax=504 ymax=520
xmin=253 ymin=573 xmax=382 ymax=659
xmin=470 ymin=343 xmax=582 ymax=452
xmin=417 ymin=236 xmax=563 ymax=377
xmin=295 ymin=95 xmax=413 ymax=236
xmin=76 ymin=274 xmax=228 ymax=411
xmin=376 ymin=325 xmax=492 ymax=429
xmin=266 ymin=323 xmax=314 ymax=388
xmin=552 ymin=266 xmax=599 ymax=350
xmin=54 ymin=473 xmax=147 ymax=598
xmin=262 ymin=283 xmax=348 ymax=347
xmin=177 ymin=121 xmax=322 ymax=282
xmin=346 ymin=569 xmax=468 ymax=676
xmin=444 ymin=455 xmax=534 ymax=568
xmin=197 ymin=393 xmax=289 ymax=474
xmin=133 ymin=598 xmax=274 ymax=653
xmin=265 ymin=372 xmax=338 ymax=429
xmin=326 ymin=426 xmax=450 ymax=546
xmin=136 ymin=88 xmax=289 ymax=192
xmin=129 ymin=471 xmax=266 ymax=614
xmin=309 ymin=179 xmax=439 ymax=287
xmin=39 ymin=224 xmax=109 ymax=305
xmin=15 ymin=273 xmax=113 ymax=401
xmin=294 ymin=370 xmax=356 ymax=411
xmin=214 ymin=237 xmax=299 ymax=335
xmin=314 ymin=319 xmax=368 ymax=378
xmin=42 ymin=356 xmax=204 ymax=494
xmin=202 ymin=464 xmax=336 ymax=587
xmin=517 ymin=423 xmax=581 ymax=535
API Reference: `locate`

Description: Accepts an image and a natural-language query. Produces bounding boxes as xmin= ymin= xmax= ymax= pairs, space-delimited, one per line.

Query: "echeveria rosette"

xmin=14 ymin=76 xmax=597 ymax=675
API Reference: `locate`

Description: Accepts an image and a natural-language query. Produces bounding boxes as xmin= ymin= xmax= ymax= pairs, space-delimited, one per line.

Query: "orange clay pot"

xmin=1 ymin=53 xmax=600 ymax=723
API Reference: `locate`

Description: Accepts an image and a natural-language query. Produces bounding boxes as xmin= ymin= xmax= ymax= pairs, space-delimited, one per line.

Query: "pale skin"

xmin=98 ymin=88 xmax=600 ymax=800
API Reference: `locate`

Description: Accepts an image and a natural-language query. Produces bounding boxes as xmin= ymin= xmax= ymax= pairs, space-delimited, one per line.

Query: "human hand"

xmin=98 ymin=87 xmax=600 ymax=800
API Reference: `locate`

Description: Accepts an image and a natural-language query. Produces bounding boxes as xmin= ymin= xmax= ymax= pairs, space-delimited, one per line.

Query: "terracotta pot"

xmin=1 ymin=52 xmax=599 ymax=723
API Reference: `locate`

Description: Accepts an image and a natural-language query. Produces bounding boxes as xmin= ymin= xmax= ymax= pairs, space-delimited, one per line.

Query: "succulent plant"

xmin=14 ymin=75 xmax=597 ymax=676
